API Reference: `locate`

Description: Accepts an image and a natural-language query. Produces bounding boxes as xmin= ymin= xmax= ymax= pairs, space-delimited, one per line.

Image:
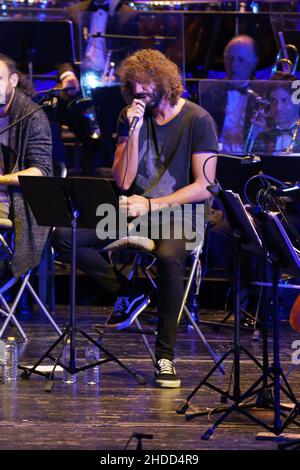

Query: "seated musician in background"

xmin=204 ymin=35 xmax=261 ymax=311
xmin=220 ymin=35 xmax=259 ymax=153
xmin=53 ymin=0 xmax=121 ymax=174
xmin=202 ymin=34 xmax=259 ymax=154
xmin=0 ymin=54 xmax=52 ymax=283
xmin=253 ymin=72 xmax=300 ymax=155
xmin=208 ymin=73 xmax=300 ymax=315
xmin=53 ymin=49 xmax=219 ymax=388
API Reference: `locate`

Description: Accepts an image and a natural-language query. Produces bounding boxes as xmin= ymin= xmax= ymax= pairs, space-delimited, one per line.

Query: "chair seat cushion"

xmin=103 ymin=236 xmax=156 ymax=253
xmin=0 ymin=218 xmax=13 ymax=230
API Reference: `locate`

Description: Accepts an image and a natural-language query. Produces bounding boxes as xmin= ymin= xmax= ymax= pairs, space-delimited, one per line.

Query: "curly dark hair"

xmin=0 ymin=53 xmax=35 ymax=97
xmin=117 ymin=49 xmax=183 ymax=106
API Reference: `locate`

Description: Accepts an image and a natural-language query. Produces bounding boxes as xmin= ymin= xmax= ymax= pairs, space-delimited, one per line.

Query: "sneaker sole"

xmin=155 ymin=378 xmax=181 ymax=388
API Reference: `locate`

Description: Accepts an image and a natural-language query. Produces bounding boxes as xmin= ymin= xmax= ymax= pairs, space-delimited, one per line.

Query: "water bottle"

xmin=85 ymin=343 xmax=100 ymax=385
xmin=3 ymin=337 xmax=18 ymax=382
xmin=62 ymin=339 xmax=76 ymax=384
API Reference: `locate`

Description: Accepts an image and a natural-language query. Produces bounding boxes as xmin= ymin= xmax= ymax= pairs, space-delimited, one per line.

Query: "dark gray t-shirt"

xmin=117 ymin=99 xmax=219 ymax=198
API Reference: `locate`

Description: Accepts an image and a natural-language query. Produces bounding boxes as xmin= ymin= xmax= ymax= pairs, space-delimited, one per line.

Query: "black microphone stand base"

xmin=176 ymin=342 xmax=269 ymax=421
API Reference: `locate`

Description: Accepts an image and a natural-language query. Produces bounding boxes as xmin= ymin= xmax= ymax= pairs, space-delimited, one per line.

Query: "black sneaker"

xmin=105 ymin=293 xmax=150 ymax=330
xmin=155 ymin=358 xmax=181 ymax=388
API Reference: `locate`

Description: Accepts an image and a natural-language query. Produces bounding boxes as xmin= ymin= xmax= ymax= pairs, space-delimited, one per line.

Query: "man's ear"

xmin=9 ymin=72 xmax=19 ymax=89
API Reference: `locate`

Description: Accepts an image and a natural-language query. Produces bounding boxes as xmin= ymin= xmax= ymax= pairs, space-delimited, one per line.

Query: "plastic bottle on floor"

xmin=2 ymin=337 xmax=18 ymax=383
xmin=84 ymin=343 xmax=100 ymax=385
xmin=63 ymin=339 xmax=76 ymax=384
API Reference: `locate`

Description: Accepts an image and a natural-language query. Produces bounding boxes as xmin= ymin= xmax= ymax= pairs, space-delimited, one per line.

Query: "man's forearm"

xmin=113 ymin=132 xmax=140 ymax=190
xmin=150 ymin=182 xmax=211 ymax=208
xmin=0 ymin=167 xmax=43 ymax=186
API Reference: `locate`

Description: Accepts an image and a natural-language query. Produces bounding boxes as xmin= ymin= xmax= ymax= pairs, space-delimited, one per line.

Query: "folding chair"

xmin=0 ymin=218 xmax=62 ymax=341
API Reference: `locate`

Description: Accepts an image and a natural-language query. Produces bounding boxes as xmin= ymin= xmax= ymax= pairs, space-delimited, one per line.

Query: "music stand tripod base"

xmin=177 ymin=190 xmax=300 ymax=439
xmin=18 ymin=176 xmax=147 ymax=391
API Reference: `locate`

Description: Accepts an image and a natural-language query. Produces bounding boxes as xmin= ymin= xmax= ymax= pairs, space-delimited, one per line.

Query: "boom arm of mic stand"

xmin=0 ymin=96 xmax=57 ymax=137
xmin=89 ymin=32 xmax=177 ymax=40
xmin=203 ymin=152 xmax=261 ymax=187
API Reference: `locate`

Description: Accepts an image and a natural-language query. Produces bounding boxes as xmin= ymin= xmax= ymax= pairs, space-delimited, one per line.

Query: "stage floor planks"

xmin=0 ymin=306 xmax=300 ymax=451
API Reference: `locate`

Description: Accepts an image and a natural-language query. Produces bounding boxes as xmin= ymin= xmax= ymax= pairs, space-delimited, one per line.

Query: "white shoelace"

xmin=157 ymin=359 xmax=174 ymax=375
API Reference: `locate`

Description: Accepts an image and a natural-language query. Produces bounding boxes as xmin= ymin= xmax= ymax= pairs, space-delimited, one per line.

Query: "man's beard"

xmin=135 ymin=89 xmax=164 ymax=110
xmin=146 ymin=89 xmax=163 ymax=110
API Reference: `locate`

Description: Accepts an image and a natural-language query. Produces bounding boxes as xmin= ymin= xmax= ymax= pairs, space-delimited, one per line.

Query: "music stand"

xmin=18 ymin=176 xmax=146 ymax=392
xmin=0 ymin=19 xmax=75 ymax=80
xmin=92 ymin=85 xmax=125 ymax=140
xmin=177 ymin=188 xmax=272 ymax=436
xmin=178 ymin=193 xmax=300 ymax=439
xmin=253 ymin=210 xmax=300 ymax=438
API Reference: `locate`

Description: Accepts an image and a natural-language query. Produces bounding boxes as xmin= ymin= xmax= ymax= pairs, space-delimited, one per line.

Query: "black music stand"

xmin=0 ymin=20 xmax=75 ymax=80
xmin=178 ymin=191 xmax=300 ymax=440
xmin=18 ymin=176 xmax=146 ymax=392
xmin=253 ymin=210 xmax=300 ymax=439
xmin=176 ymin=188 xmax=271 ymax=435
xmin=92 ymin=85 xmax=125 ymax=141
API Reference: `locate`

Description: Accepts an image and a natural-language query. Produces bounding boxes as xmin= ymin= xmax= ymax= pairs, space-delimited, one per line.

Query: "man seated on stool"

xmin=53 ymin=49 xmax=219 ymax=388
xmin=0 ymin=54 xmax=52 ymax=282
xmin=107 ymin=49 xmax=218 ymax=387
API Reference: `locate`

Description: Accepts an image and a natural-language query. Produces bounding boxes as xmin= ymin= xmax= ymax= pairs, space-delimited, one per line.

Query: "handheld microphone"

xmin=128 ymin=95 xmax=147 ymax=136
xmin=246 ymin=88 xmax=269 ymax=107
xmin=129 ymin=116 xmax=140 ymax=136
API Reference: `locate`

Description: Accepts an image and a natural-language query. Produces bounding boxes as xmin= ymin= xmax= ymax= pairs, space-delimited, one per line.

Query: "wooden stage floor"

xmin=0 ymin=306 xmax=300 ymax=451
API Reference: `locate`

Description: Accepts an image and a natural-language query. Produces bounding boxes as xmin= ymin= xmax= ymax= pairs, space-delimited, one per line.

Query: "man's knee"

xmin=156 ymin=240 xmax=186 ymax=266
xmin=51 ymin=228 xmax=71 ymax=254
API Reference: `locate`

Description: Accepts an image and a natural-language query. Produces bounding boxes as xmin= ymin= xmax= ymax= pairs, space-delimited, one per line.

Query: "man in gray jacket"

xmin=0 ymin=53 xmax=52 ymax=280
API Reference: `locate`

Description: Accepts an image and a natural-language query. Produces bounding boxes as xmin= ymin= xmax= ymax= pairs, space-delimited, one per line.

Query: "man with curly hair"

xmin=109 ymin=49 xmax=219 ymax=387
xmin=53 ymin=49 xmax=218 ymax=388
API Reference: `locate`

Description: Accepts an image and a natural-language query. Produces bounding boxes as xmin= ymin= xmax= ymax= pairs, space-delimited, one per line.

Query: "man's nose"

xmin=276 ymin=100 xmax=284 ymax=111
xmin=230 ymin=57 xmax=241 ymax=66
xmin=135 ymin=85 xmax=143 ymax=94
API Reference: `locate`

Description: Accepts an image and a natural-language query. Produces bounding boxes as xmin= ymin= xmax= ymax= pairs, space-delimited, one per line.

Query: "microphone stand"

xmin=200 ymin=152 xmax=261 ymax=332
xmin=89 ymin=32 xmax=177 ymax=41
xmin=202 ymin=153 xmax=261 ymax=181
xmin=0 ymin=92 xmax=58 ymax=137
